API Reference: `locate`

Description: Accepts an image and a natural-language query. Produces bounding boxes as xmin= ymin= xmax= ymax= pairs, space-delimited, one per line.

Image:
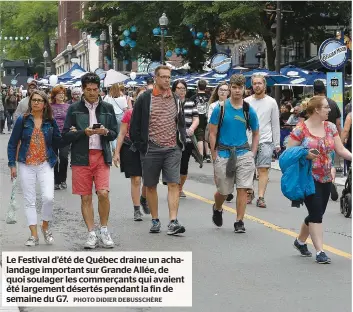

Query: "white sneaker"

xmin=99 ymin=230 xmax=115 ymax=248
xmin=84 ymin=232 xmax=98 ymax=249
xmin=25 ymin=236 xmax=39 ymax=247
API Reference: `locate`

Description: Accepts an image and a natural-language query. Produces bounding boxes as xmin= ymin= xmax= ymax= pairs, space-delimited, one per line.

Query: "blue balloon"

xmin=174 ymin=48 xmax=181 ymax=55
xmin=182 ymin=48 xmax=188 ymax=55
xmin=192 ymin=31 xmax=196 ymax=38
xmin=197 ymin=32 xmax=204 ymax=39
xmin=120 ymin=40 xmax=126 ymax=47
xmin=130 ymin=40 xmax=137 ymax=48
xmin=123 ymin=29 xmax=130 ymax=37
xmin=194 ymin=39 xmax=200 ymax=46
xmin=124 ymin=60 xmax=129 ymax=65
xmin=201 ymin=40 xmax=208 ymax=48
xmin=130 ymin=25 xmax=137 ymax=33
xmin=153 ymin=28 xmax=160 ymax=35
xmin=125 ymin=37 xmax=131 ymax=43
xmin=166 ymin=50 xmax=173 ymax=58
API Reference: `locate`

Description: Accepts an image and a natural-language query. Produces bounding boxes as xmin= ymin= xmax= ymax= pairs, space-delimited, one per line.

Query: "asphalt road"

xmin=0 ymin=132 xmax=351 ymax=312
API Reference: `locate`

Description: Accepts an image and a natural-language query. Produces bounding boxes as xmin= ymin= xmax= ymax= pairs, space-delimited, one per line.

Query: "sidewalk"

xmin=271 ymin=160 xmax=346 ymax=186
xmin=0 ymin=265 xmax=20 ymax=312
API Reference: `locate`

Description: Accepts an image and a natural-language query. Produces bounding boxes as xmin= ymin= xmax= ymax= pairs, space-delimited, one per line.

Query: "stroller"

xmin=340 ymin=168 xmax=352 ymax=218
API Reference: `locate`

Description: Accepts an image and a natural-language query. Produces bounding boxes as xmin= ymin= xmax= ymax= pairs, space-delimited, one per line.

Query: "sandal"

xmin=247 ymin=190 xmax=255 ymax=204
xmin=256 ymin=197 xmax=267 ymax=208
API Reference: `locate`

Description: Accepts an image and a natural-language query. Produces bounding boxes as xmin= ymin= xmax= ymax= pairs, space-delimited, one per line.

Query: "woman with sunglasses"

xmin=172 ymin=80 xmax=199 ymax=198
xmin=7 ymin=90 xmax=64 ymax=247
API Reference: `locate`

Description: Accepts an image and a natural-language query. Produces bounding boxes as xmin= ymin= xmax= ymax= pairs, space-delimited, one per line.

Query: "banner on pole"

xmin=327 ymin=72 xmax=343 ymax=125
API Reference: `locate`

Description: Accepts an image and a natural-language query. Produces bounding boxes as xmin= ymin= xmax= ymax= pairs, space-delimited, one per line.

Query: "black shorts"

xmin=180 ymin=143 xmax=193 ymax=175
xmin=120 ymin=143 xmax=142 ymax=178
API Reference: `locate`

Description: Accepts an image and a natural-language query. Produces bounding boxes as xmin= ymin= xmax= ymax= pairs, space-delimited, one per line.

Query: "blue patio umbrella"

xmin=274 ymin=71 xmax=326 ymax=87
xmin=237 ymin=69 xmax=289 ymax=88
xmin=280 ymin=65 xmax=311 ymax=78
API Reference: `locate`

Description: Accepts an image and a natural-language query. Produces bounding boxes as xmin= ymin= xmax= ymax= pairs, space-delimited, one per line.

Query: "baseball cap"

xmin=28 ymin=80 xmax=38 ymax=88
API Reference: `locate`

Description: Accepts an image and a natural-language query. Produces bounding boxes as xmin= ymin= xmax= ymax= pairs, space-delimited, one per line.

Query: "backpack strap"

xmin=215 ymin=102 xmax=225 ymax=148
xmin=243 ymin=100 xmax=251 ymax=130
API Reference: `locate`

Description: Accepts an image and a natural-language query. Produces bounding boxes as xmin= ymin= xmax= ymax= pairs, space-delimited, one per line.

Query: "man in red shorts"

xmin=62 ymin=73 xmax=118 ymax=249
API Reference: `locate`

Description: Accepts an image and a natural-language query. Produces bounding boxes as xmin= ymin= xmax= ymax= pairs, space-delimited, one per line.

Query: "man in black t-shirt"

xmin=190 ymin=79 xmax=211 ymax=162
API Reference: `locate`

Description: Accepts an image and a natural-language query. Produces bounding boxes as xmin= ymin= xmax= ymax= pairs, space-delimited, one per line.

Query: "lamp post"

xmin=43 ymin=50 xmax=48 ymax=77
xmin=67 ymin=42 xmax=73 ymax=70
xmin=159 ymin=13 xmax=168 ymax=64
xmin=82 ymin=32 xmax=90 ymax=71
xmin=100 ymin=31 xmax=106 ymax=69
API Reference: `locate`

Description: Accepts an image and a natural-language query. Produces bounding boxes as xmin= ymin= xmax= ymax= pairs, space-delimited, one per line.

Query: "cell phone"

xmin=309 ymin=149 xmax=320 ymax=155
xmin=92 ymin=123 xmax=101 ymax=129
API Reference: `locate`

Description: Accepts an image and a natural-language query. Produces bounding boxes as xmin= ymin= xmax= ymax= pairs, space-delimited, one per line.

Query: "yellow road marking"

xmin=183 ymin=190 xmax=352 ymax=260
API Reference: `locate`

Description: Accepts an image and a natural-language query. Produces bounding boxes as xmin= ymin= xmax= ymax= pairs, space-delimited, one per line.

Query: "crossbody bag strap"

xmin=111 ymin=96 xmax=124 ymax=112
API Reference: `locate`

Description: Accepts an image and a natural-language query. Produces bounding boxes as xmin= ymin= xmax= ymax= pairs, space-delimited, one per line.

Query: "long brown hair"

xmin=25 ymin=90 xmax=53 ymax=120
xmin=209 ymin=81 xmax=229 ymax=104
xmin=109 ymin=83 xmax=121 ymax=98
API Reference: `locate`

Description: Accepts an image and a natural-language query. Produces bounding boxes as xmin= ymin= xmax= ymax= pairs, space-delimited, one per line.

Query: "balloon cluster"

xmin=152 ymin=27 xmax=168 ymax=36
xmin=188 ymin=25 xmax=208 ymax=48
xmin=120 ymin=26 xmax=137 ymax=48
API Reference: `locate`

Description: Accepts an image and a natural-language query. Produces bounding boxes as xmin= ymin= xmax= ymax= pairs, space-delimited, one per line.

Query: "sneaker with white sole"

xmin=25 ymin=236 xmax=39 ymax=247
xmin=41 ymin=226 xmax=54 ymax=245
xmin=99 ymin=231 xmax=115 ymax=248
xmin=84 ymin=232 xmax=98 ymax=249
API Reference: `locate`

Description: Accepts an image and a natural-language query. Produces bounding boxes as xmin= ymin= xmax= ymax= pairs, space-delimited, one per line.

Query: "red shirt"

xmin=121 ymin=109 xmax=133 ymax=139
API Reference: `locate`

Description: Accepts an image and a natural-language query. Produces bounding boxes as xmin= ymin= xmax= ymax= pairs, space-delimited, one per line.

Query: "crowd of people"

xmin=4 ymin=66 xmax=352 ymax=264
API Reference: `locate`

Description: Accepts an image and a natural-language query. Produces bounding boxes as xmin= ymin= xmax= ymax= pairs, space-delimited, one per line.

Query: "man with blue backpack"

xmin=209 ymin=74 xmax=259 ymax=233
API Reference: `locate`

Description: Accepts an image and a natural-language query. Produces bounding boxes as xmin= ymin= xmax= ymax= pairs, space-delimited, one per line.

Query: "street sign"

xmin=209 ymin=53 xmax=232 ymax=74
xmin=318 ymin=38 xmax=348 ymax=70
xmin=147 ymin=62 xmax=162 ymax=76
xmin=327 ymin=72 xmax=343 ymax=125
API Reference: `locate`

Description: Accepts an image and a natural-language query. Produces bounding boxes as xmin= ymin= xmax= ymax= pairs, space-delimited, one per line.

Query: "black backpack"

xmin=215 ymin=100 xmax=251 ymax=148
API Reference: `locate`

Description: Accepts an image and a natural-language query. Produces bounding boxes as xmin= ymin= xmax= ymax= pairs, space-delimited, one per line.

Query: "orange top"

xmin=152 ymin=86 xmax=172 ymax=98
xmin=26 ymin=128 xmax=47 ymax=165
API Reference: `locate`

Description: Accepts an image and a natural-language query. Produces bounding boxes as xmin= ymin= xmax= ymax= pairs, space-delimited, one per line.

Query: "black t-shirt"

xmin=280 ymin=112 xmax=291 ymax=127
xmin=300 ymin=97 xmax=342 ymax=123
xmin=327 ymin=98 xmax=341 ymax=124
xmin=190 ymin=92 xmax=210 ymax=129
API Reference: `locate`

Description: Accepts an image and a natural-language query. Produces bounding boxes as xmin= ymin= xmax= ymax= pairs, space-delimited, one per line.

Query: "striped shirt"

xmin=183 ymin=99 xmax=198 ymax=143
xmin=149 ymin=88 xmax=177 ymax=147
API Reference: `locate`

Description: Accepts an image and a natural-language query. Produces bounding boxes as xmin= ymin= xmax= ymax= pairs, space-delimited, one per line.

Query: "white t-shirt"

xmin=244 ymin=95 xmax=280 ymax=147
xmin=207 ymin=101 xmax=219 ymax=123
xmin=104 ymin=95 xmax=128 ymax=115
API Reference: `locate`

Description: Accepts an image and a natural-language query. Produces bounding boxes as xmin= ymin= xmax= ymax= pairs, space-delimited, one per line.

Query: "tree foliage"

xmin=0 ymin=1 xmax=58 ymax=75
xmin=77 ymin=1 xmax=351 ymax=71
